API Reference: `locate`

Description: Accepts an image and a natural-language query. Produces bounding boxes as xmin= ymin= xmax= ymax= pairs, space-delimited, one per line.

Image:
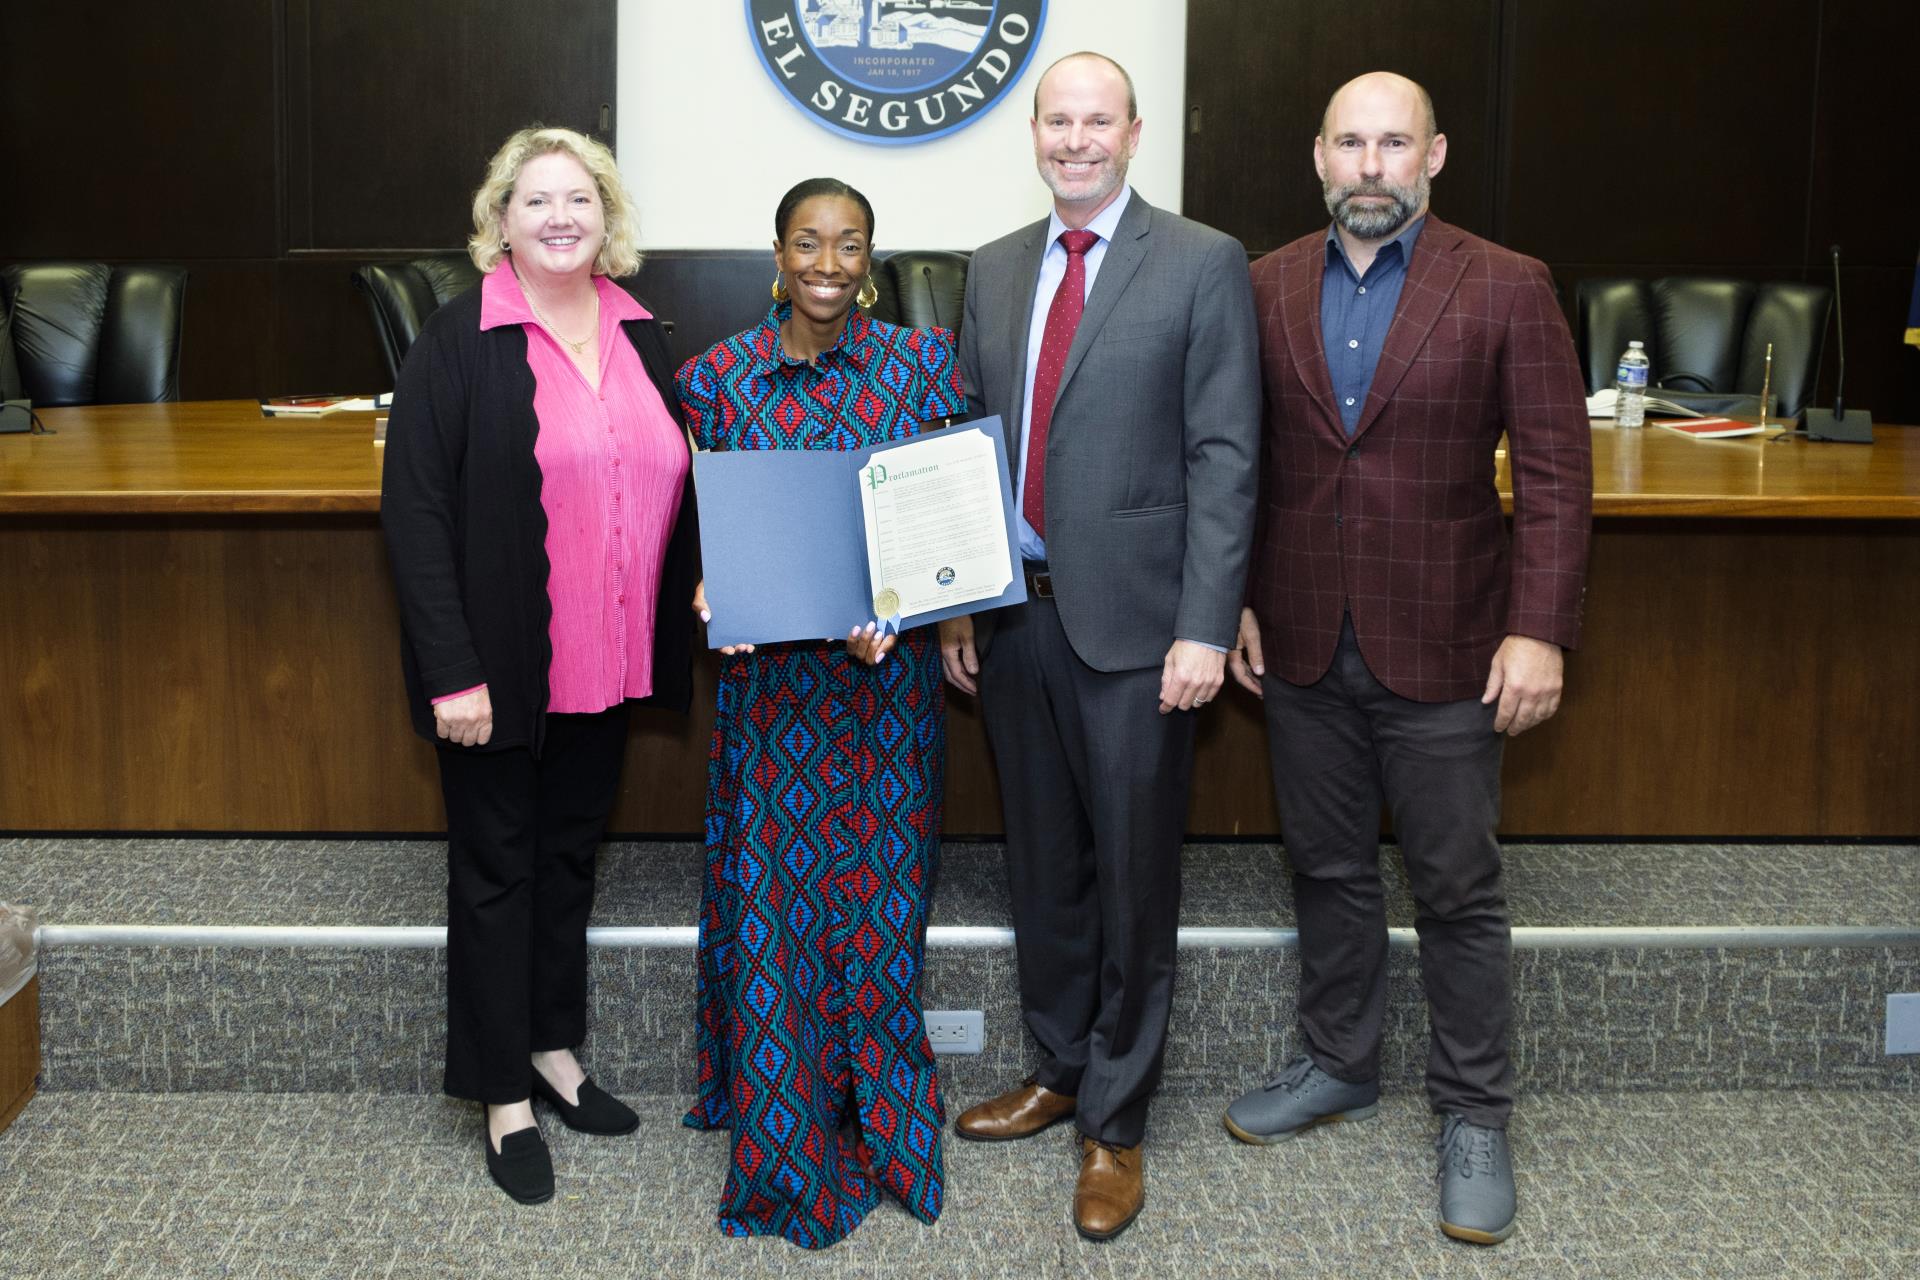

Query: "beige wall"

xmin=618 ymin=0 xmax=1189 ymax=249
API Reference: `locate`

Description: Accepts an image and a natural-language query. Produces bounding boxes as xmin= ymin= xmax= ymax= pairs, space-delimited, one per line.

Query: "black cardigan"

xmin=380 ymin=284 xmax=700 ymax=754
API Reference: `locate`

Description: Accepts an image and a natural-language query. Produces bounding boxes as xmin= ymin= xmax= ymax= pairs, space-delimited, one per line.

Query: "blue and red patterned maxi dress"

xmin=675 ymin=303 xmax=963 ymax=1248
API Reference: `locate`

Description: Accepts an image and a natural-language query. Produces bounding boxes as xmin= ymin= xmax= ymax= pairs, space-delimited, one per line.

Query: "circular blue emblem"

xmin=747 ymin=1 xmax=1049 ymax=145
xmin=936 ymin=566 xmax=956 ymax=586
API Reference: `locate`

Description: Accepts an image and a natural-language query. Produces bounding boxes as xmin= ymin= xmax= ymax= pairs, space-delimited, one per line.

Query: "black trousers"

xmin=978 ymin=595 xmax=1194 ymax=1146
xmin=1263 ymin=618 xmax=1512 ymax=1128
xmin=435 ymin=704 xmax=630 ymax=1104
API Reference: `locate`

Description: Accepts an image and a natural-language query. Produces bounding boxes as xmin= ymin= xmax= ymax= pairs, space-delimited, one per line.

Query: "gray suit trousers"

xmin=978 ymin=594 xmax=1194 ymax=1146
xmin=1263 ymin=616 xmax=1513 ymax=1127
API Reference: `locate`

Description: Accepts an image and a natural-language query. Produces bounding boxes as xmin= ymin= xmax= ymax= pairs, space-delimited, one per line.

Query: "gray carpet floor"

xmin=1 ymin=1089 xmax=1914 ymax=1278
xmin=6 ymin=838 xmax=1916 ymax=929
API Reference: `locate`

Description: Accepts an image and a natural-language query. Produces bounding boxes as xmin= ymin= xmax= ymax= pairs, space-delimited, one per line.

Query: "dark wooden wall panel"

xmin=1800 ymin=1 xmax=1920 ymax=419
xmin=284 ymin=0 xmax=616 ymax=251
xmin=175 ymin=264 xmax=278 ymax=402
xmin=1501 ymin=0 xmax=1820 ymax=267
xmin=1183 ymin=0 xmax=1502 ymax=253
xmin=273 ymin=259 xmax=392 ymax=395
xmin=1805 ymin=1 xmax=1920 ymax=268
xmin=0 ymin=2 xmax=280 ymax=260
xmin=632 ymin=252 xmax=782 ymax=370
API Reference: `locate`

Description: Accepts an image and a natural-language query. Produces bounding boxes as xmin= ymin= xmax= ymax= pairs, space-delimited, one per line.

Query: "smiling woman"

xmin=380 ymin=124 xmax=699 ymax=1207
xmin=674 ymin=176 xmax=963 ymax=1249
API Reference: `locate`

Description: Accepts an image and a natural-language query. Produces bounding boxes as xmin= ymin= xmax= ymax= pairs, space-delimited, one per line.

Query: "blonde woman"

xmin=381 ymin=126 xmax=698 ymax=1204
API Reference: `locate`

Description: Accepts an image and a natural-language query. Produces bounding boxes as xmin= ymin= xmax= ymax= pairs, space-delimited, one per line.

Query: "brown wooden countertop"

xmin=3 ymin=401 xmax=1915 ymax=518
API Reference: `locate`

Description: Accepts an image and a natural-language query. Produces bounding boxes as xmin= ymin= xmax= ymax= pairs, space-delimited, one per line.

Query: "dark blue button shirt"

xmin=1321 ymin=216 xmax=1425 ymax=435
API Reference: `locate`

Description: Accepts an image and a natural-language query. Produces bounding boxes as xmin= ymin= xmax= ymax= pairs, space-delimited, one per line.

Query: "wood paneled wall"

xmin=0 ymin=0 xmax=615 ymax=404
xmin=1184 ymin=0 xmax=1920 ymax=424
xmin=2 ymin=3 xmax=1913 ymax=419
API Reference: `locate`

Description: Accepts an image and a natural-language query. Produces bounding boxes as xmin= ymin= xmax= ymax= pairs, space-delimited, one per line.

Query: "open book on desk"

xmin=1585 ymin=388 xmax=1706 ymax=419
xmin=692 ymin=415 xmax=1027 ymax=649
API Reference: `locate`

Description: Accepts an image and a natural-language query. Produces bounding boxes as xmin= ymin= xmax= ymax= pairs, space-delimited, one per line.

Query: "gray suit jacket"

xmin=960 ymin=192 xmax=1260 ymax=672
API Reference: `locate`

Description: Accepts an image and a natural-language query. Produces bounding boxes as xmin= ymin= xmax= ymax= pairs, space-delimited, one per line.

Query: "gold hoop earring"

xmin=856 ymin=276 xmax=879 ymax=309
xmin=771 ymin=271 xmax=788 ymax=303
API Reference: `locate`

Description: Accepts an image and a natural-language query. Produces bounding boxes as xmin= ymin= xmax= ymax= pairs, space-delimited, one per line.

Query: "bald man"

xmin=1223 ymin=73 xmax=1591 ymax=1246
xmin=939 ymin=51 xmax=1259 ymax=1241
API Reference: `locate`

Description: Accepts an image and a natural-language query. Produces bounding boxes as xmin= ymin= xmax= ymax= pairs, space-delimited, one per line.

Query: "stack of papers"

xmin=259 ymin=393 xmax=393 ymax=417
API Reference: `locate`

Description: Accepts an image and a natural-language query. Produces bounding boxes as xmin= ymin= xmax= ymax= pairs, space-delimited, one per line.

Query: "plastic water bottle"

xmin=1615 ymin=341 xmax=1650 ymax=428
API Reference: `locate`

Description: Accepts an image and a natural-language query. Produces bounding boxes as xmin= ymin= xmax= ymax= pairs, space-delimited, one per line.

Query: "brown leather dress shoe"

xmin=1074 ymin=1136 xmax=1144 ymax=1241
xmin=953 ymin=1077 xmax=1077 ymax=1142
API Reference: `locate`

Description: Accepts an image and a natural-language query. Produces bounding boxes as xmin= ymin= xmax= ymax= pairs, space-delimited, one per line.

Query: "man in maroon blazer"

xmin=1222 ymin=72 xmax=1592 ymax=1247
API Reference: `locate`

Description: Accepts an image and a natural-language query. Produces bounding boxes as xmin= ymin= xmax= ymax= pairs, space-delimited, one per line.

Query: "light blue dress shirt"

xmin=1015 ymin=185 xmax=1133 ymax=565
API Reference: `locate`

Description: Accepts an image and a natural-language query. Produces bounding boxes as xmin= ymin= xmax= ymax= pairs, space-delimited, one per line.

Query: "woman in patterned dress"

xmin=675 ymin=178 xmax=961 ymax=1248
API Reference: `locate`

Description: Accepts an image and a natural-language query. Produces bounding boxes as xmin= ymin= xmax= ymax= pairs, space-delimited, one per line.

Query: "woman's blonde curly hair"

xmin=467 ymin=126 xmax=642 ymax=278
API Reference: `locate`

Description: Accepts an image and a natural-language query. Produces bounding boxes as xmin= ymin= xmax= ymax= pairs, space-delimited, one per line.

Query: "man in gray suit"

xmin=938 ymin=50 xmax=1260 ymax=1241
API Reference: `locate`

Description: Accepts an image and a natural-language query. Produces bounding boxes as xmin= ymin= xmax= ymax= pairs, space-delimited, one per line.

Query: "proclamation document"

xmin=857 ymin=427 xmax=1013 ymax=622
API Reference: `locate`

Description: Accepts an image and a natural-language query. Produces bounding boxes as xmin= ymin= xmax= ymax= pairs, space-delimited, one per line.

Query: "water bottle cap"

xmin=1628 ymin=341 xmax=1644 ymax=349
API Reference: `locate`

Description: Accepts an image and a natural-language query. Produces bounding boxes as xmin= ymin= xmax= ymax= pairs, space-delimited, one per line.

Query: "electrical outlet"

xmin=1888 ymin=993 xmax=1920 ymax=1055
xmin=924 ymin=1010 xmax=984 ymax=1055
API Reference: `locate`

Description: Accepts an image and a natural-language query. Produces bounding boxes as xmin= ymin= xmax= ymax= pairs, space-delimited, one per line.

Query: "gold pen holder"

xmin=1757 ymin=342 xmax=1773 ymax=431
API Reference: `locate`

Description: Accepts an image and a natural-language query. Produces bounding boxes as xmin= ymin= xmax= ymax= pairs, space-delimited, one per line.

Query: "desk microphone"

xmin=1803 ymin=244 xmax=1873 ymax=444
xmin=921 ymin=265 xmax=945 ymax=332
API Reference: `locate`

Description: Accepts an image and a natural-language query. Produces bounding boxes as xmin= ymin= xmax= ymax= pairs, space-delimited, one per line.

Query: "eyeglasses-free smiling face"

xmin=774 ymin=194 xmax=873 ymax=330
xmin=499 ymin=150 xmax=605 ymax=282
xmin=1030 ymin=55 xmax=1141 ymax=227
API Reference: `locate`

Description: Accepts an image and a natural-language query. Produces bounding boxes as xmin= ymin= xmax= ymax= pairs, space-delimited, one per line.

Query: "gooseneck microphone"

xmin=1803 ymin=244 xmax=1874 ymax=443
xmin=1830 ymin=246 xmax=1846 ymax=419
xmin=921 ymin=265 xmax=944 ymax=332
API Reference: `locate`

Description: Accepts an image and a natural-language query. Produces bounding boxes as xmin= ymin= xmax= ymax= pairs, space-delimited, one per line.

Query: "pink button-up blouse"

xmin=440 ymin=267 xmax=687 ymax=714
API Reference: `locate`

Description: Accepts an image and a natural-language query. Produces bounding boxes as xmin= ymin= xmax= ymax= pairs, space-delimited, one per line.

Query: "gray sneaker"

xmin=1435 ymin=1113 xmax=1517 ymax=1244
xmin=1222 ymin=1056 xmax=1380 ymax=1144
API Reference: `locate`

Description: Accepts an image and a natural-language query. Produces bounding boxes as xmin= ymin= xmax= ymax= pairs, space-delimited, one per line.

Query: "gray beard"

xmin=1039 ymin=155 xmax=1125 ymax=209
xmin=1325 ymin=175 xmax=1426 ymax=240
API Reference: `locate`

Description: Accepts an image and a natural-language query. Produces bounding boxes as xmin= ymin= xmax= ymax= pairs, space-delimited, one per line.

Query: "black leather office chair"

xmin=871 ymin=250 xmax=971 ymax=336
xmin=0 ymin=262 xmax=187 ymax=406
xmin=1575 ymin=277 xmax=1831 ymax=420
xmin=351 ymin=252 xmax=484 ymax=383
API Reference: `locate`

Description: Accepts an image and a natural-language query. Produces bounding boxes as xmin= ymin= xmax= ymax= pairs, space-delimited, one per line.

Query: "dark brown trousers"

xmin=1263 ymin=617 xmax=1513 ymax=1127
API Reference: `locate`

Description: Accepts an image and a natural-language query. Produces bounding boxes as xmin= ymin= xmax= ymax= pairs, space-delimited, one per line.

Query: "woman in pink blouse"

xmin=382 ymin=126 xmax=699 ymax=1205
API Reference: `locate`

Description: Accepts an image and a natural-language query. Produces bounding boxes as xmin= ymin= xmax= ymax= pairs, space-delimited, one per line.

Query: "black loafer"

xmin=485 ymin=1125 xmax=554 ymax=1205
xmin=531 ymin=1072 xmax=640 ymax=1136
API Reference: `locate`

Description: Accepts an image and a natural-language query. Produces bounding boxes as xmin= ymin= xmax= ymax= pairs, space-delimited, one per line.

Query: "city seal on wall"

xmin=747 ymin=1 xmax=1048 ymax=145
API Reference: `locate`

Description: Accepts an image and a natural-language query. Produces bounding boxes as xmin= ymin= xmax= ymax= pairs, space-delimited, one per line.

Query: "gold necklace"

xmin=529 ymin=290 xmax=599 ymax=356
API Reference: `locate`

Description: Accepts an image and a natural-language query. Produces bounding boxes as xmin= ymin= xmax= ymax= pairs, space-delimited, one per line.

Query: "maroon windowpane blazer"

xmin=1247 ymin=215 xmax=1593 ymax=703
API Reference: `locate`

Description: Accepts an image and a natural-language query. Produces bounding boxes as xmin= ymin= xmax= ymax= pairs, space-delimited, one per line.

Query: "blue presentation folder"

xmin=692 ymin=415 xmax=1026 ymax=649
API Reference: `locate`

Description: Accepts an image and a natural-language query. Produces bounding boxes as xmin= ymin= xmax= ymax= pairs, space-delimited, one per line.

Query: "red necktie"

xmin=1023 ymin=228 xmax=1099 ymax=539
